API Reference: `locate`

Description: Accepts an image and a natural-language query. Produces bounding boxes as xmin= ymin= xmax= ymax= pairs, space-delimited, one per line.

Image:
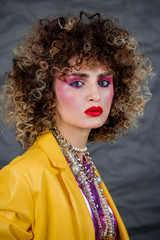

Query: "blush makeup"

xmin=102 ymin=75 xmax=113 ymax=82
xmin=65 ymin=76 xmax=81 ymax=83
xmin=54 ymin=64 xmax=114 ymax=134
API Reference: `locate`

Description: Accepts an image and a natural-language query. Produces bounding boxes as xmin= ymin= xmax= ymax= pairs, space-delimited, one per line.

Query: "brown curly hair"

xmin=2 ymin=11 xmax=153 ymax=149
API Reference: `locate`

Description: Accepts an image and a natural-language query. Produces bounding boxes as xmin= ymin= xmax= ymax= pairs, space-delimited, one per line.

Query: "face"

xmin=54 ymin=61 xmax=114 ymax=134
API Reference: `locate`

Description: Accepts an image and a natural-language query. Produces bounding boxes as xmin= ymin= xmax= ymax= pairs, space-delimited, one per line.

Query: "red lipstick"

xmin=84 ymin=106 xmax=103 ymax=116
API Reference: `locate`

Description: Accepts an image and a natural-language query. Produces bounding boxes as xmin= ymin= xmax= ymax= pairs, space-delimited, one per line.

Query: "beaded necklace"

xmin=52 ymin=126 xmax=116 ymax=239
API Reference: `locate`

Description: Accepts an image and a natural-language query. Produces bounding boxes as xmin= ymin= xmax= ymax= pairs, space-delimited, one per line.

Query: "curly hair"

xmin=2 ymin=11 xmax=153 ymax=149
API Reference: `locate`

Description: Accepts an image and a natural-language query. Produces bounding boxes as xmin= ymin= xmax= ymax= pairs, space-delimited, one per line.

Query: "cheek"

xmin=104 ymin=87 xmax=114 ymax=106
xmin=55 ymin=80 xmax=77 ymax=108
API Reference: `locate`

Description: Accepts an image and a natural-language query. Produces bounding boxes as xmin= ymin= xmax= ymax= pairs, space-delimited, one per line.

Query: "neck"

xmin=54 ymin=124 xmax=91 ymax=161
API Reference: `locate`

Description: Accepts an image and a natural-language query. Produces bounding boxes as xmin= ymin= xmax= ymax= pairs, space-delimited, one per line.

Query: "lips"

xmin=84 ymin=106 xmax=103 ymax=116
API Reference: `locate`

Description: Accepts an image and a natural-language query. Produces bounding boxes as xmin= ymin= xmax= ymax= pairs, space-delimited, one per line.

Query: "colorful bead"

xmin=52 ymin=126 xmax=116 ymax=240
xmin=71 ymin=163 xmax=80 ymax=175
xmin=96 ymin=175 xmax=102 ymax=185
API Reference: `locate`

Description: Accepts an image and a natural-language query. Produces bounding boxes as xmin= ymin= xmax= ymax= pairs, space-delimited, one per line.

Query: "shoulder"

xmin=0 ymin=131 xmax=59 ymax=180
xmin=1 ymin=142 xmax=47 ymax=174
xmin=0 ymin=130 xmax=67 ymax=184
xmin=6 ymin=130 xmax=60 ymax=165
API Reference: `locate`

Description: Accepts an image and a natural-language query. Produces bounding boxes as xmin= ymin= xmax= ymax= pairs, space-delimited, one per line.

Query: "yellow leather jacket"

xmin=0 ymin=131 xmax=130 ymax=239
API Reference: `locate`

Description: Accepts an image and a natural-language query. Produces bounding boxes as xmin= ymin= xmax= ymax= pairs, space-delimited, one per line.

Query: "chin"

xmin=84 ymin=121 xmax=105 ymax=129
xmin=91 ymin=124 xmax=104 ymax=129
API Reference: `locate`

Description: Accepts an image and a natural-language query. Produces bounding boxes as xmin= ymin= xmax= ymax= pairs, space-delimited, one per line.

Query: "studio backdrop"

xmin=0 ymin=0 xmax=160 ymax=240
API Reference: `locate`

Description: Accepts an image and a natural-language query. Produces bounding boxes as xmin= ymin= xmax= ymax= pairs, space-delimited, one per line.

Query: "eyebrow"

xmin=68 ymin=72 xmax=109 ymax=78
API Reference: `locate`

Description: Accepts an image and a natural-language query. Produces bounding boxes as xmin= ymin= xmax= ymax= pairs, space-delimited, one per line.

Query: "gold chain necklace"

xmin=52 ymin=126 xmax=116 ymax=239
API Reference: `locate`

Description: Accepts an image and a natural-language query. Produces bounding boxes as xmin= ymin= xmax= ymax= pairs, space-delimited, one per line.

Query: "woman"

xmin=0 ymin=11 xmax=153 ymax=240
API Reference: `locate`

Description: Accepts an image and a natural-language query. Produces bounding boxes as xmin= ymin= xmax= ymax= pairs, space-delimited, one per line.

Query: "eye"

xmin=69 ymin=81 xmax=84 ymax=88
xmin=98 ymin=80 xmax=110 ymax=87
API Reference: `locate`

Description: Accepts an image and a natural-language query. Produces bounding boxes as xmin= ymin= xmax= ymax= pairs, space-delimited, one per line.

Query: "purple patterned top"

xmin=77 ymin=157 xmax=118 ymax=240
xmin=66 ymin=153 xmax=118 ymax=239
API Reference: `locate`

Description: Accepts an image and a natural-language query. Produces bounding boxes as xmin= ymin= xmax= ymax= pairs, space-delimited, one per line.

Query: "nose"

xmin=87 ymin=85 xmax=101 ymax=102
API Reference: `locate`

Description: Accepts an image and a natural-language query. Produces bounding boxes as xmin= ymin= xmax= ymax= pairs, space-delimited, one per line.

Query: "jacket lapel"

xmin=61 ymin=169 xmax=95 ymax=240
xmin=37 ymin=131 xmax=129 ymax=240
xmin=37 ymin=131 xmax=95 ymax=240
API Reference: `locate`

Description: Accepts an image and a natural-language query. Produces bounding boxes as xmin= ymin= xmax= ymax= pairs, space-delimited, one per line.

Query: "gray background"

xmin=0 ymin=0 xmax=160 ymax=239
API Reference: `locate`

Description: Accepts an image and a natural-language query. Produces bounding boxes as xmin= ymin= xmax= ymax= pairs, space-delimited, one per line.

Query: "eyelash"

xmin=69 ymin=78 xmax=112 ymax=88
xmin=69 ymin=81 xmax=84 ymax=88
xmin=98 ymin=80 xmax=111 ymax=87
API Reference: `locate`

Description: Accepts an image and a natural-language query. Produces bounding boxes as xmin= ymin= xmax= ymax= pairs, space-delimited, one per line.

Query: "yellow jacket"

xmin=0 ymin=131 xmax=130 ymax=240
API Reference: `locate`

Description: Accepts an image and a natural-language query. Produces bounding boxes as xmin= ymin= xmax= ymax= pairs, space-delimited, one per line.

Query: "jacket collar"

xmin=36 ymin=130 xmax=95 ymax=239
xmin=36 ymin=130 xmax=68 ymax=169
